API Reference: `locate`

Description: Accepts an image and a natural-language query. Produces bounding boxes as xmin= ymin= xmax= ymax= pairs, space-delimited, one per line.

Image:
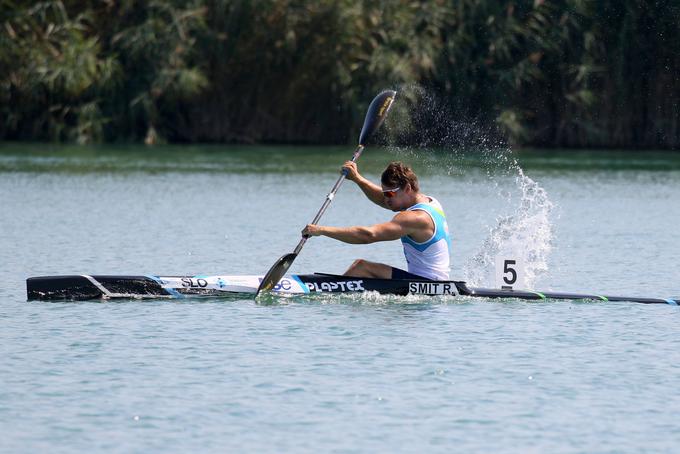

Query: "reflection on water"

xmin=3 ymin=143 xmax=680 ymax=174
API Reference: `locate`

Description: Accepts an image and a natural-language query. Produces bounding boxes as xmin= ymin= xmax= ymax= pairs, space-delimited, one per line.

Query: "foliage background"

xmin=2 ymin=0 xmax=679 ymax=148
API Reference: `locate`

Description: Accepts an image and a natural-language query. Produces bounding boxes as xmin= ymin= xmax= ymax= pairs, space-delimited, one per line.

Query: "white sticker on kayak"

xmin=158 ymin=275 xmax=310 ymax=294
xmin=494 ymin=256 xmax=525 ymax=290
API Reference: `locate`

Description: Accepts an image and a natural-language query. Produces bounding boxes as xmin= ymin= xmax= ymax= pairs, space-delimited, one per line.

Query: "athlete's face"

xmin=382 ymin=184 xmax=412 ymax=211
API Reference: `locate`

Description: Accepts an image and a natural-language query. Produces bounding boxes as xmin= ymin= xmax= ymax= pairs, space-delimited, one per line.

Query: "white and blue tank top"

xmin=400 ymin=197 xmax=451 ymax=280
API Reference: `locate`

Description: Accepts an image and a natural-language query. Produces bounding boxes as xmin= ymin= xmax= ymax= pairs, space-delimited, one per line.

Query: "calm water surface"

xmin=2 ymin=144 xmax=680 ymax=452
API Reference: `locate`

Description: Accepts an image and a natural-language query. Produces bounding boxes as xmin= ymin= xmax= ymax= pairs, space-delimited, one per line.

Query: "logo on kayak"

xmin=408 ymin=282 xmax=458 ymax=295
xmin=181 ymin=278 xmax=208 ymax=288
xmin=305 ymin=280 xmax=365 ymax=292
xmin=274 ymin=279 xmax=292 ymax=291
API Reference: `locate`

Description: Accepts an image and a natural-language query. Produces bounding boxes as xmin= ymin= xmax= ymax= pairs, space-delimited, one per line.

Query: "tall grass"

xmin=1 ymin=0 xmax=678 ymax=148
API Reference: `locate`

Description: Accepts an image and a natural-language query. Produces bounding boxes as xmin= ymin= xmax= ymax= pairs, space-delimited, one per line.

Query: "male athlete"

xmin=302 ymin=161 xmax=451 ymax=280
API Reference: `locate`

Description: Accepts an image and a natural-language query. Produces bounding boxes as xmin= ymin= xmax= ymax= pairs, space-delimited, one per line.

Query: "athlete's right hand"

xmin=342 ymin=161 xmax=359 ymax=181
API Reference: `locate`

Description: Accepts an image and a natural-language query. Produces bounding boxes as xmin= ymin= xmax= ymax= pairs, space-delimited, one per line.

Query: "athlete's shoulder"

xmin=392 ymin=209 xmax=431 ymax=226
xmin=408 ymin=196 xmax=445 ymax=213
xmin=423 ymin=195 xmax=443 ymax=208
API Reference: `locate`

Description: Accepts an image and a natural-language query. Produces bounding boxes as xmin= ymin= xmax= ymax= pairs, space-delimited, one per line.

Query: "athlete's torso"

xmin=400 ymin=196 xmax=451 ymax=280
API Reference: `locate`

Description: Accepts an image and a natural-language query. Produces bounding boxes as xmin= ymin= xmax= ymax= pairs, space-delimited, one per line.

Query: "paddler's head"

xmin=381 ymin=161 xmax=420 ymax=211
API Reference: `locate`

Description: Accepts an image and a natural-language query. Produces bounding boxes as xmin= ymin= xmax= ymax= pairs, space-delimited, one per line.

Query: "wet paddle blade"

xmin=256 ymin=253 xmax=297 ymax=295
xmin=358 ymin=90 xmax=397 ymax=146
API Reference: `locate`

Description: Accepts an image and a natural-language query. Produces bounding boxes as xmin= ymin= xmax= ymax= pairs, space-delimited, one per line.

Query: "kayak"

xmin=26 ymin=273 xmax=679 ymax=304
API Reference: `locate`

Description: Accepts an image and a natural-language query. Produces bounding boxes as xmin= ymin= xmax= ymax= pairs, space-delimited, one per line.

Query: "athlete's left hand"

xmin=302 ymin=224 xmax=321 ymax=237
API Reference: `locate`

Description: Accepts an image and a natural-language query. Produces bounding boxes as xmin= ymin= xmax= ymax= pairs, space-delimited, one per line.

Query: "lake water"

xmin=2 ymin=143 xmax=680 ymax=452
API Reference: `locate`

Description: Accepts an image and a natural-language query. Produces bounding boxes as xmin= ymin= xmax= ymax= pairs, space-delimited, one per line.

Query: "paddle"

xmin=256 ymin=89 xmax=397 ymax=295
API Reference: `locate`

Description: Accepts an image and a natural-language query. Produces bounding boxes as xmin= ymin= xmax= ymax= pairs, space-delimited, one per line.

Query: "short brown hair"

xmin=381 ymin=161 xmax=419 ymax=192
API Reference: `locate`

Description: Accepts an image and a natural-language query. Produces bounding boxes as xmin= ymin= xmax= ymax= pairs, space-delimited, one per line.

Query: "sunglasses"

xmin=381 ymin=186 xmax=402 ymax=198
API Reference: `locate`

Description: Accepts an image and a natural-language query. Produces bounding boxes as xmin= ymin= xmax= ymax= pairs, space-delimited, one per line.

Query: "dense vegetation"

xmin=2 ymin=0 xmax=679 ymax=148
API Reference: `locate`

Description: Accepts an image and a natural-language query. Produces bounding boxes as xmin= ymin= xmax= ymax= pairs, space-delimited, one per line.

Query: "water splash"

xmin=463 ymin=166 xmax=554 ymax=288
xmin=382 ymin=84 xmax=555 ymax=288
xmin=379 ymin=83 xmax=506 ymax=152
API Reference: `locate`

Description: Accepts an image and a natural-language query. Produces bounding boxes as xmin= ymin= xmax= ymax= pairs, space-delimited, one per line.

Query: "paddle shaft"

xmin=256 ymin=90 xmax=396 ymax=295
xmin=293 ymin=144 xmax=365 ymax=255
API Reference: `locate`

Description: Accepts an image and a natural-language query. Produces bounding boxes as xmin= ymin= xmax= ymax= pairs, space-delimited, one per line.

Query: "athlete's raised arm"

xmin=342 ymin=161 xmax=389 ymax=209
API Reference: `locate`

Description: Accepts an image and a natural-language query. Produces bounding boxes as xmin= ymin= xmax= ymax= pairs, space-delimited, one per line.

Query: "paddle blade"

xmin=358 ymin=90 xmax=397 ymax=146
xmin=256 ymin=252 xmax=297 ymax=295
